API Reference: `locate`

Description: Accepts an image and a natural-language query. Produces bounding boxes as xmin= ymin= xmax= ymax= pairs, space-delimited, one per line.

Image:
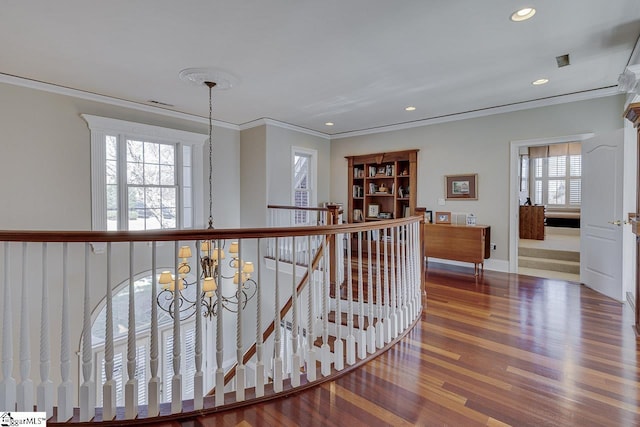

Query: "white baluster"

xmin=409 ymin=223 xmax=417 ymax=319
xmin=375 ymin=231 xmax=384 ymax=349
xmin=17 ymin=243 xmax=33 ymax=411
xmin=79 ymin=243 xmax=95 ymax=422
xmin=194 ymin=241 xmax=203 ymax=410
xmin=389 ymin=228 xmax=398 ymax=339
xmin=333 ymin=233 xmax=344 ymax=371
xmin=37 ymin=243 xmax=53 ymax=418
xmin=383 ymin=228 xmax=392 ymax=343
xmin=366 ymin=233 xmax=375 ymax=353
xmin=357 ymin=233 xmax=366 ymax=360
xmin=402 ymin=225 xmax=410 ymax=328
xmin=273 ymin=238 xmax=283 ymax=391
xmin=0 ymin=242 xmax=16 ymax=411
xmin=124 ymin=242 xmax=138 ymax=419
xmin=255 ymin=240 xmax=265 ymax=396
xmin=306 ymin=235 xmax=317 ymax=380
xmin=56 ymin=243 xmax=73 ymax=421
xmin=415 ymin=222 xmax=423 ymax=313
xmin=320 ymin=236 xmax=331 ymax=377
xmin=171 ymin=241 xmax=182 ymax=414
xmin=290 ymin=238 xmax=301 ymax=386
xmin=148 ymin=242 xmax=160 ymax=416
xmin=215 ymin=240 xmax=224 ymax=407
xmin=102 ymin=243 xmax=116 ymax=420
xmin=397 ymin=226 xmax=404 ymax=332
xmin=345 ymin=235 xmax=356 ymax=365
xmin=236 ymin=240 xmax=245 ymax=401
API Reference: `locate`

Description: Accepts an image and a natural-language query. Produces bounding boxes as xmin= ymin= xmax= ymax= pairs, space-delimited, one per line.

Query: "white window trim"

xmin=291 ymin=146 xmax=317 ymax=208
xmin=82 ymin=114 xmax=207 ymax=230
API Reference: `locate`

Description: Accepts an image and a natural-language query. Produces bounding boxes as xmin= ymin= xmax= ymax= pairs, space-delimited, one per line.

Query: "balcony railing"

xmin=0 ymin=215 xmax=424 ymax=424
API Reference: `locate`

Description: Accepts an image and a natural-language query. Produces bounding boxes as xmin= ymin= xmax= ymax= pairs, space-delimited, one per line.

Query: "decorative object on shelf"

xmin=379 ymin=212 xmax=392 ymax=219
xmin=435 ymin=211 xmax=452 ymax=224
xmin=368 ymin=204 xmax=380 ymax=218
xmin=425 ymin=210 xmax=433 ymax=223
xmin=156 ymin=68 xmax=257 ymax=320
xmin=466 ymin=213 xmax=477 ymax=226
xmin=445 ymin=173 xmax=478 ymax=200
xmin=378 ymin=183 xmax=388 ymax=193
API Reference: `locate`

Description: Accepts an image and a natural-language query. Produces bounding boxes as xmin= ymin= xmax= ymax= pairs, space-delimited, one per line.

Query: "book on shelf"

xmin=352 ymin=185 xmax=364 ymax=198
xmin=353 ymin=167 xmax=364 ymax=178
xmin=353 ymin=209 xmax=363 ymax=221
xmin=368 ymin=182 xmax=378 ymax=194
xmin=368 ymin=166 xmax=377 ymax=177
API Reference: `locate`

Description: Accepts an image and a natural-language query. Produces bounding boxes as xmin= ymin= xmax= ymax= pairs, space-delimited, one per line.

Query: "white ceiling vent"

xmin=556 ymin=54 xmax=570 ymax=68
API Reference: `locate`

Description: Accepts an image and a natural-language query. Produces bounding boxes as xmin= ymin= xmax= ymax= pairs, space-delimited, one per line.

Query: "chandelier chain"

xmin=207 ymin=82 xmax=216 ymax=229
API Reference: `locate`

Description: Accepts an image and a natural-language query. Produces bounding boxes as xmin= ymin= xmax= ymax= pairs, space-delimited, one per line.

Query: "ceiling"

xmin=1 ymin=1 xmax=639 ymax=136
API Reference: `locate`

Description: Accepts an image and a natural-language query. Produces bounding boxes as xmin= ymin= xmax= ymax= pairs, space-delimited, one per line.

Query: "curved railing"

xmin=0 ymin=215 xmax=424 ymax=424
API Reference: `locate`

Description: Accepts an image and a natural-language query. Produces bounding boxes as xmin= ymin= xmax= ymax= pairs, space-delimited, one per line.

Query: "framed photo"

xmin=435 ymin=211 xmax=451 ymax=224
xmin=367 ymin=203 xmax=380 ymax=218
xmin=445 ymin=174 xmax=478 ymax=200
xmin=425 ymin=210 xmax=433 ymax=224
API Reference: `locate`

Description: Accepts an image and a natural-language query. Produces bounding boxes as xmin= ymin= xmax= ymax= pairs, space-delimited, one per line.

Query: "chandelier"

xmin=156 ymin=69 xmax=257 ymax=320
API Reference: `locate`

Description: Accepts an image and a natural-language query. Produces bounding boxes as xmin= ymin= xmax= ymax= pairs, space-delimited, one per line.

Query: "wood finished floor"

xmin=170 ymin=263 xmax=640 ymax=427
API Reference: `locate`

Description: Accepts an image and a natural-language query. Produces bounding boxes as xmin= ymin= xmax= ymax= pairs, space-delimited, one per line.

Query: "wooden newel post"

xmin=326 ymin=204 xmax=341 ymax=286
xmin=414 ymin=207 xmax=427 ymax=296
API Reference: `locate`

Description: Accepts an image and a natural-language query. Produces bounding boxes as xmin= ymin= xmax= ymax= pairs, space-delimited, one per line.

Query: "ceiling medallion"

xmin=178 ymin=68 xmax=239 ymax=90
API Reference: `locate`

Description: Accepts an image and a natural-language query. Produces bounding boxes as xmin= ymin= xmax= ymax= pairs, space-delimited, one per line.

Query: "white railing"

xmin=0 ymin=217 xmax=423 ymax=424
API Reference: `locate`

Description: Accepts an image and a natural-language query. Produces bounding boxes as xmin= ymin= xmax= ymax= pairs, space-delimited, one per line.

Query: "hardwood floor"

xmin=176 ymin=263 xmax=640 ymax=426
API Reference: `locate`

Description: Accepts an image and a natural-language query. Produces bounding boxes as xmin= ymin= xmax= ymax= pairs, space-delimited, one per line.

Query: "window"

xmin=92 ymin=273 xmax=200 ymax=405
xmin=527 ymin=142 xmax=581 ymax=207
xmin=83 ymin=115 xmax=206 ymax=231
xmin=291 ymin=147 xmax=317 ymax=225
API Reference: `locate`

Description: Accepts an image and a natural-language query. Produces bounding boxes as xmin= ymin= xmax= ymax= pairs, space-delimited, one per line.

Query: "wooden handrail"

xmin=0 ymin=216 xmax=419 ymax=243
xmin=215 ymin=235 xmax=329 ymax=390
xmin=267 ymin=204 xmax=332 ymax=212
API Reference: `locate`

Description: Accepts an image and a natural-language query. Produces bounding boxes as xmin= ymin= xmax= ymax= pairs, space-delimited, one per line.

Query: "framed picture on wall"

xmin=445 ymin=174 xmax=478 ymax=200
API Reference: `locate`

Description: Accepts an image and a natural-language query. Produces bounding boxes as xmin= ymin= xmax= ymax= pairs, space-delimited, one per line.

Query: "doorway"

xmin=509 ymin=134 xmax=594 ymax=281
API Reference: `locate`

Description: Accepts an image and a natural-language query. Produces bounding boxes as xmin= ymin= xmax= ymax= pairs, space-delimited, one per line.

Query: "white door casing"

xmin=580 ymin=129 xmax=624 ymax=301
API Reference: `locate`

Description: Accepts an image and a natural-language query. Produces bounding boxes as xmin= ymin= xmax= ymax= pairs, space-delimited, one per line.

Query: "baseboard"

xmin=425 ymin=257 xmax=509 ymax=273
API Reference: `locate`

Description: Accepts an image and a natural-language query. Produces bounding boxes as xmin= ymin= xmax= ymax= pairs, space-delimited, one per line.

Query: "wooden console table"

xmin=424 ymin=224 xmax=491 ymax=275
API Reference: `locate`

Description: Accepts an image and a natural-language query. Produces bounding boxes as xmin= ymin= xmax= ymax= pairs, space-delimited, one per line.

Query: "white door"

xmin=581 ymin=129 xmax=624 ymax=301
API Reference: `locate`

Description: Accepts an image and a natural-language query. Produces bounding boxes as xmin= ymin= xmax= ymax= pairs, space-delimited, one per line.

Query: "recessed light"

xmin=532 ymin=78 xmax=549 ymax=85
xmin=325 ymin=122 xmax=334 ymax=126
xmin=405 ymin=106 xmax=416 ymax=111
xmin=511 ymin=7 xmax=536 ymax=22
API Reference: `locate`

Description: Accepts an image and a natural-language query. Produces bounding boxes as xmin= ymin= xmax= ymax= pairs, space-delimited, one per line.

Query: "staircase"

xmin=518 ymin=246 xmax=580 ymax=274
xmin=518 ymin=226 xmax=580 ymax=278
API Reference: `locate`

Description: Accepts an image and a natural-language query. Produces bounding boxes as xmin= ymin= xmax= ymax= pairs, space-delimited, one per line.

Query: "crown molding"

xmin=330 ymin=86 xmax=620 ymax=140
xmin=0 ymin=73 xmax=239 ymax=131
xmin=239 ymin=118 xmax=330 ymax=140
xmin=0 ymin=72 xmax=622 ymax=141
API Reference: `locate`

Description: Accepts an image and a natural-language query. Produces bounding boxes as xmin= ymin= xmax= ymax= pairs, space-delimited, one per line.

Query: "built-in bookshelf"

xmin=346 ymin=149 xmax=418 ymax=223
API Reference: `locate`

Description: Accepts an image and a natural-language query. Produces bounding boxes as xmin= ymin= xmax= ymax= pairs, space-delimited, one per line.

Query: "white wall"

xmin=265 ymin=125 xmax=331 ymax=207
xmin=330 ymin=95 xmax=626 ymax=269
